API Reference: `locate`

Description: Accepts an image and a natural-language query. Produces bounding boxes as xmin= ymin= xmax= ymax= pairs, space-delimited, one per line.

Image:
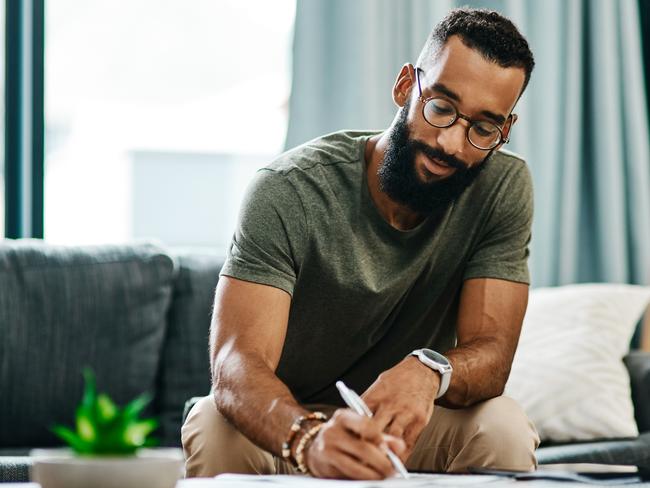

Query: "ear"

xmin=498 ymin=113 xmax=518 ymax=148
xmin=392 ymin=63 xmax=416 ymax=108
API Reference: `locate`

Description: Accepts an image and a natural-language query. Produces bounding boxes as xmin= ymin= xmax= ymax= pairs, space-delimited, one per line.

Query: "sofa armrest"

xmin=624 ymin=351 xmax=650 ymax=432
xmin=182 ymin=397 xmax=204 ymax=426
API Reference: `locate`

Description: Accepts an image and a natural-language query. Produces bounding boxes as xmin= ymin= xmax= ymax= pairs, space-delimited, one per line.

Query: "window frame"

xmin=4 ymin=0 xmax=44 ymax=238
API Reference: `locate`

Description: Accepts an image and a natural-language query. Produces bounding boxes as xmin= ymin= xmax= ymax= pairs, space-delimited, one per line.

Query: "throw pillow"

xmin=505 ymin=283 xmax=650 ymax=442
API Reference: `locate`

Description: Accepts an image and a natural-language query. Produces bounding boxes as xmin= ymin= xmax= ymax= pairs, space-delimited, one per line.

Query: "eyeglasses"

xmin=414 ymin=67 xmax=510 ymax=151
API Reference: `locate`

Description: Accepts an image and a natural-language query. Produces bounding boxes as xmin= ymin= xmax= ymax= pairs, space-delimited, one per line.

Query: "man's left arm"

xmin=437 ymin=277 xmax=528 ymax=408
xmin=441 ymin=162 xmax=533 ymax=407
xmin=361 ymin=277 xmax=527 ymax=458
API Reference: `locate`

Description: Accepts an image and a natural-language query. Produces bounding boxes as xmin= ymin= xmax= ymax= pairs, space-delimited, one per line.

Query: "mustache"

xmin=407 ymin=140 xmax=469 ymax=171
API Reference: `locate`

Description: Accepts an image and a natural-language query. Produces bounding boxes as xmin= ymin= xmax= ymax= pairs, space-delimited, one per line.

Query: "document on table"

xmin=178 ymin=472 xmax=507 ymax=488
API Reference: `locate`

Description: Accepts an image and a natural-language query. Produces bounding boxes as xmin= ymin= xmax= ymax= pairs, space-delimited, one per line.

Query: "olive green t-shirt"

xmin=221 ymin=130 xmax=533 ymax=405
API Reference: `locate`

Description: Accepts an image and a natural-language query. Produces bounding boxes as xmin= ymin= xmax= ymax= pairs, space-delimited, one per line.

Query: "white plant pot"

xmin=30 ymin=447 xmax=184 ymax=488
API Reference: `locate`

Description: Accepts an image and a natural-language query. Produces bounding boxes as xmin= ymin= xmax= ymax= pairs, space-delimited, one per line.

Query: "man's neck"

xmin=364 ymin=133 xmax=426 ymax=231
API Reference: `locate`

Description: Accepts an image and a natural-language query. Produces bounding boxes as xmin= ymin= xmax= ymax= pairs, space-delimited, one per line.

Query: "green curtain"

xmin=285 ymin=0 xmax=650 ymax=287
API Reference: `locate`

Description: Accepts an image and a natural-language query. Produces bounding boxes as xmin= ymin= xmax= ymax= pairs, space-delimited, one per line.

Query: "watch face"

xmin=421 ymin=349 xmax=450 ymax=366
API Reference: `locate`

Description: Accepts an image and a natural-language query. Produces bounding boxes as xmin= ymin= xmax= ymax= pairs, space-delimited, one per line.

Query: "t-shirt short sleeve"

xmin=462 ymin=162 xmax=534 ymax=284
xmin=220 ymin=169 xmax=307 ymax=295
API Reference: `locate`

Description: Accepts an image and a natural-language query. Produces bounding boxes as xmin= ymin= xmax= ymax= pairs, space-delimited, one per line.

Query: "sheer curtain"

xmin=285 ymin=0 xmax=650 ymax=287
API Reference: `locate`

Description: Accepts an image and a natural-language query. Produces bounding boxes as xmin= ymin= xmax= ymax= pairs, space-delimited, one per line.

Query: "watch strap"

xmin=410 ymin=349 xmax=452 ymax=399
xmin=436 ymin=367 xmax=451 ymax=399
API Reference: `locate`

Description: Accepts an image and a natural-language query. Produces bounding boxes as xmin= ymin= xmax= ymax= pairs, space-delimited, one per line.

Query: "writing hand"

xmin=305 ymin=409 xmax=405 ymax=479
xmin=361 ymin=356 xmax=439 ymax=461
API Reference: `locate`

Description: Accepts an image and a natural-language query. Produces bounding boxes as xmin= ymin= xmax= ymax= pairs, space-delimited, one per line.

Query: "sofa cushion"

xmin=506 ymin=284 xmax=650 ymax=442
xmin=0 ymin=240 xmax=175 ymax=447
xmin=0 ymin=449 xmax=30 ymax=482
xmin=0 ymin=457 xmax=31 ymax=482
xmin=156 ymin=249 xmax=223 ymax=446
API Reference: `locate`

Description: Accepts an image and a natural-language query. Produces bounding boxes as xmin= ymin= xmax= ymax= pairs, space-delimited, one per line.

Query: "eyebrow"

xmin=431 ymin=82 xmax=507 ymax=126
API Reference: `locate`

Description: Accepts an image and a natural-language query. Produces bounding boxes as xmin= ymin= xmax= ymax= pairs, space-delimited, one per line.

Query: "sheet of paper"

xmin=409 ymin=473 xmax=506 ymax=485
xmin=178 ymin=473 xmax=506 ymax=488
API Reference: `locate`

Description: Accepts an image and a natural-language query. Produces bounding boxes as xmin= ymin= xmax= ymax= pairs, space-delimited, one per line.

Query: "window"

xmin=44 ymin=0 xmax=295 ymax=248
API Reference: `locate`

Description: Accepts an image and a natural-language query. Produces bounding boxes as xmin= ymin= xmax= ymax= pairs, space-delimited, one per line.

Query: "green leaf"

xmin=80 ymin=367 xmax=97 ymax=423
xmin=123 ymin=419 xmax=158 ymax=447
xmin=96 ymin=394 xmax=118 ymax=423
xmin=141 ymin=437 xmax=159 ymax=448
xmin=51 ymin=425 xmax=92 ymax=453
xmin=121 ymin=392 xmax=152 ymax=422
xmin=76 ymin=406 xmax=96 ymax=443
xmin=93 ymin=436 xmax=137 ymax=455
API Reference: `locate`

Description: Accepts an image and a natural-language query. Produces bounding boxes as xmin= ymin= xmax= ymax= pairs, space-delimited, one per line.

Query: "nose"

xmin=435 ymin=119 xmax=470 ymax=159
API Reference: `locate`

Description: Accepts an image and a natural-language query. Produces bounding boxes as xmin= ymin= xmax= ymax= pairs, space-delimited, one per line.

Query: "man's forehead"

xmin=422 ymin=36 xmax=526 ymax=116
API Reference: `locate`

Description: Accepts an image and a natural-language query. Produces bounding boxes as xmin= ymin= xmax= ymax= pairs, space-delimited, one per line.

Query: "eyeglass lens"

xmin=423 ymin=98 xmax=501 ymax=150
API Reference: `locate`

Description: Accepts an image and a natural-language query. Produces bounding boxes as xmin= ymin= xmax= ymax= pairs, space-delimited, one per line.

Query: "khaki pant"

xmin=182 ymin=395 xmax=539 ymax=477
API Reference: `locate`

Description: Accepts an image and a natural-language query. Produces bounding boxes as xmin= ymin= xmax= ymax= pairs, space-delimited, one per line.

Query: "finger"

xmin=403 ymin=423 xmax=425 ymax=454
xmin=385 ymin=414 xmax=410 ymax=439
xmin=371 ymin=408 xmax=395 ymax=433
xmin=337 ymin=434 xmax=395 ymax=479
xmin=402 ymin=409 xmax=431 ymax=451
xmin=382 ymin=434 xmax=407 ymax=456
xmin=329 ymin=450 xmax=385 ymax=480
xmin=360 ymin=393 xmax=378 ymax=413
xmin=336 ymin=410 xmax=384 ymax=445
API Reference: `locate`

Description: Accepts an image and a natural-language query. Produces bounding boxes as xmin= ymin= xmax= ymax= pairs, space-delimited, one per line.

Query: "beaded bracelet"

xmin=295 ymin=421 xmax=325 ymax=474
xmin=281 ymin=411 xmax=328 ymax=465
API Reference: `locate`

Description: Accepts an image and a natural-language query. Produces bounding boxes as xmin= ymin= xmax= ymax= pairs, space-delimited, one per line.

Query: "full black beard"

xmin=378 ymin=102 xmax=489 ymax=215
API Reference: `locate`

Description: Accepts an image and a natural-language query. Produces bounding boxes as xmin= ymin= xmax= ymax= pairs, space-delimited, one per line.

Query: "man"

xmin=183 ymin=8 xmax=539 ymax=479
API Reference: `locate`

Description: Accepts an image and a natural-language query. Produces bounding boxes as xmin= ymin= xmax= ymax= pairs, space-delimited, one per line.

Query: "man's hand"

xmin=305 ymin=409 xmax=405 ymax=479
xmin=361 ymin=357 xmax=440 ymax=460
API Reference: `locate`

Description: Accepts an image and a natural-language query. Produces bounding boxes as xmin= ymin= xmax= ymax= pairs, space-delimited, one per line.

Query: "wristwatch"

xmin=410 ymin=349 xmax=453 ymax=399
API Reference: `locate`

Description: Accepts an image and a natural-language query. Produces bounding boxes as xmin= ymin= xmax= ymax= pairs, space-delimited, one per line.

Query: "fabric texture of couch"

xmin=0 ymin=240 xmax=221 ymax=482
xmin=1 ymin=239 xmax=649 ymax=481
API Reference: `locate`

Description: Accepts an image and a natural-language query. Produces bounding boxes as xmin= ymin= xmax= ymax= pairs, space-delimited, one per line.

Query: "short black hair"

xmin=417 ymin=8 xmax=535 ymax=93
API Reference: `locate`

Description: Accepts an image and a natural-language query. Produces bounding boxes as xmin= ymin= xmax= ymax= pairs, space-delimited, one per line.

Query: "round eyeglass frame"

xmin=414 ymin=67 xmax=510 ymax=151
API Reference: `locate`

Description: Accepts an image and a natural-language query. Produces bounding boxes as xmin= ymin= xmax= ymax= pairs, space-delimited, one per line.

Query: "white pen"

xmin=335 ymin=381 xmax=410 ymax=479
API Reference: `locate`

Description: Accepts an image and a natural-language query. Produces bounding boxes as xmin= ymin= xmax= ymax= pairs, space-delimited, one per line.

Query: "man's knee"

xmin=451 ymin=396 xmax=540 ymax=472
xmin=181 ymin=395 xmax=276 ymax=477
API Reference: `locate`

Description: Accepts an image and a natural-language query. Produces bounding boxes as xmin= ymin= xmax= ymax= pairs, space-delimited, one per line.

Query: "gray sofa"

xmin=0 ymin=240 xmax=221 ymax=482
xmin=1 ymin=239 xmax=649 ymax=482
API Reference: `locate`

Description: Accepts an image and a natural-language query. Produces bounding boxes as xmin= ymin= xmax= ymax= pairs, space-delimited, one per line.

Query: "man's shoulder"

xmin=476 ymin=148 xmax=532 ymax=189
xmin=487 ymin=148 xmax=528 ymax=171
xmin=265 ymin=130 xmax=379 ymax=175
xmin=244 ymin=130 xmax=378 ymax=210
xmin=458 ymin=148 xmax=532 ymax=213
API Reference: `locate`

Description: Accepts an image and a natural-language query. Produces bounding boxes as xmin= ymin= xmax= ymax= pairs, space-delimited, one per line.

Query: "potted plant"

xmin=30 ymin=369 xmax=183 ymax=488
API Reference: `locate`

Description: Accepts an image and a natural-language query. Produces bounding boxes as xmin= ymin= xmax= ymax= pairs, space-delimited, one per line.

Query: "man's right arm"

xmin=210 ymin=276 xmax=401 ymax=479
xmin=210 ymin=275 xmax=308 ymax=454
